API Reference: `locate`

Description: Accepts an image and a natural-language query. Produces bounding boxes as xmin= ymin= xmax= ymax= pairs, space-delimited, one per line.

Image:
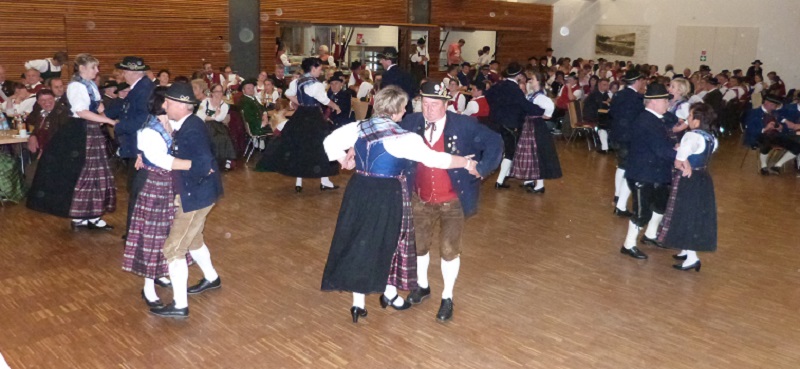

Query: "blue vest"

xmin=141 ymin=116 xmax=172 ymax=169
xmin=687 ymin=130 xmax=715 ymax=170
xmin=296 ymin=75 xmax=320 ymax=107
xmin=354 ymin=138 xmax=407 ymax=177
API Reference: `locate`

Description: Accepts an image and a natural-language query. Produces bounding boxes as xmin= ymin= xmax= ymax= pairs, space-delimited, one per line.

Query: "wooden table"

xmin=0 ymin=130 xmax=29 ymax=174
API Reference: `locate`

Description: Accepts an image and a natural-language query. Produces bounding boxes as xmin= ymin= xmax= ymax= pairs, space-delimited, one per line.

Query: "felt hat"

xmin=644 ymin=83 xmax=671 ymax=100
xmin=238 ymin=78 xmax=257 ymax=92
xmin=377 ymin=47 xmax=398 ymax=61
xmin=116 ymin=82 xmax=131 ymax=91
xmin=115 ymin=56 xmax=150 ymax=71
xmin=752 ymin=59 xmax=762 ymax=65
xmin=419 ymin=80 xmax=451 ymax=100
xmin=623 ymin=69 xmax=643 ymax=82
xmin=164 ymin=82 xmax=200 ymax=105
xmin=329 ymin=71 xmax=345 ymax=84
xmin=764 ymin=94 xmax=783 ymax=105
xmin=504 ymin=62 xmax=523 ymax=77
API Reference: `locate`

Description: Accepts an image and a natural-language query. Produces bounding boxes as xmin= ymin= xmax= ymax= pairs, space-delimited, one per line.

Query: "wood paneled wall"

xmin=429 ymin=0 xmax=553 ymax=79
xmin=0 ymin=1 xmax=229 ymax=82
xmin=259 ymin=0 xmax=409 ymax=74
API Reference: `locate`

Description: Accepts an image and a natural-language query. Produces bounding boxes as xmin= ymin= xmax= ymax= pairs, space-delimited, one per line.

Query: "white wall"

xmin=551 ymin=0 xmax=800 ymax=87
xmin=348 ymin=26 xmax=399 ymax=47
xmin=438 ymin=30 xmax=497 ymax=66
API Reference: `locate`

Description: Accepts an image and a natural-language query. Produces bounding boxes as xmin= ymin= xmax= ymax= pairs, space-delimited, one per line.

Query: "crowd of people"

xmin=1 ymin=42 xmax=799 ymax=326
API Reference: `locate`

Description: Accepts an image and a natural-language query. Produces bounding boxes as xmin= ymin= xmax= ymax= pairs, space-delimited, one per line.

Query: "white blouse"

xmin=196 ymin=98 xmax=229 ymax=122
xmin=532 ymin=93 xmax=555 ymax=117
xmin=357 ymin=82 xmax=373 ymax=99
xmin=324 ymin=121 xmax=453 ymax=169
xmin=67 ymin=81 xmax=101 ymax=118
xmin=5 ymin=96 xmax=35 ymax=117
xmin=137 ymin=125 xmax=175 ymax=171
xmin=676 ymin=131 xmax=718 ymax=161
xmin=286 ymin=77 xmax=331 ymax=105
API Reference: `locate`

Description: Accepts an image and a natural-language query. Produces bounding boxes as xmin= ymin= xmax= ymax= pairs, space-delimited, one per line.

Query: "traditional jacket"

xmin=626 ymin=110 xmax=677 ymax=184
xmin=171 ymin=114 xmax=223 ymax=212
xmin=484 ymin=79 xmax=537 ymax=130
xmin=608 ymin=87 xmax=644 ymax=145
xmin=114 ymin=77 xmax=156 ymax=158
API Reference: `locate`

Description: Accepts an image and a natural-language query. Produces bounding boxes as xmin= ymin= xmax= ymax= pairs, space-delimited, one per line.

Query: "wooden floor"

xmin=2 ymin=135 xmax=800 ymax=369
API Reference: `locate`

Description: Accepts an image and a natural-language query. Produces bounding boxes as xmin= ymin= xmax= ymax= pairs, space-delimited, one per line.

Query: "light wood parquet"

xmin=1 ymin=136 xmax=800 ymax=368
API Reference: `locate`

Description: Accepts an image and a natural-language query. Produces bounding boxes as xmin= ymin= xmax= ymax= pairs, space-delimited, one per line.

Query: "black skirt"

xmin=531 ymin=118 xmax=562 ymax=179
xmin=206 ymin=120 xmax=236 ymax=161
xmin=255 ymin=106 xmax=339 ymax=178
xmin=321 ymin=174 xmax=403 ymax=294
xmin=658 ymin=170 xmax=717 ymax=252
xmin=27 ymin=118 xmax=87 ymax=218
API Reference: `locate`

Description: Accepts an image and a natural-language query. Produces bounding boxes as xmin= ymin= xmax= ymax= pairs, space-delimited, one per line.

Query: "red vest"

xmin=471 ymin=96 xmax=489 ymax=117
xmin=416 ymin=134 xmax=457 ymax=204
xmin=556 ymin=84 xmax=578 ymax=110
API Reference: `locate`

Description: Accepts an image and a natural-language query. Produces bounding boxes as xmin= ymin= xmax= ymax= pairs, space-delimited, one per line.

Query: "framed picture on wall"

xmin=594 ymin=25 xmax=650 ymax=63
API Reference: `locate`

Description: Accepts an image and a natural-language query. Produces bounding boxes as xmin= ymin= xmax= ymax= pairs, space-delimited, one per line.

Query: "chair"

xmin=242 ymin=120 xmax=272 ymax=165
xmin=352 ymin=98 xmax=369 ymax=121
xmin=566 ymin=100 xmax=596 ymax=150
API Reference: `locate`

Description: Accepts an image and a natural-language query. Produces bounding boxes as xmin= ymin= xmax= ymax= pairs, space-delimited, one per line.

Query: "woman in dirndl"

xmin=27 ymin=53 xmax=117 ymax=230
xmin=256 ymin=57 xmax=342 ymax=192
xmin=658 ymin=103 xmax=718 ymax=272
xmin=320 ymin=86 xmax=473 ymax=323
xmin=510 ymin=71 xmax=562 ymax=194
xmin=122 ymin=92 xmax=194 ymax=308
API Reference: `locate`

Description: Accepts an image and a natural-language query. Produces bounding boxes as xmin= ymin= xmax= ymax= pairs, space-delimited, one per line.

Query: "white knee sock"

xmin=189 ymin=244 xmax=219 ymax=282
xmin=614 ymin=168 xmax=625 ymax=197
xmin=683 ymin=250 xmax=699 ymax=266
xmin=759 ymin=153 xmax=769 ymax=168
xmin=624 ymin=221 xmax=640 ymax=249
xmin=775 ymin=152 xmax=797 ymax=167
xmin=157 ymin=277 xmax=171 ymax=285
xmin=143 ymin=278 xmax=158 ymax=302
xmin=384 ymin=284 xmax=406 ymax=307
xmin=644 ymin=212 xmax=663 ymax=239
xmin=598 ymin=129 xmax=609 ymax=150
xmin=168 ymin=259 xmax=189 ymax=309
xmin=352 ymin=293 xmax=365 ymax=308
xmin=534 ymin=179 xmax=544 ymax=190
xmin=320 ymin=177 xmax=334 ymax=187
xmin=417 ymin=253 xmax=430 ymax=288
xmin=616 ymin=181 xmax=631 ymax=211
xmin=496 ymin=158 xmax=512 ymax=184
xmin=295 ymin=177 xmax=303 ymax=186
xmin=441 ymin=257 xmax=460 ymax=299
xmin=677 ymin=250 xmax=688 ymax=257
xmin=523 ymin=180 xmax=534 ymax=185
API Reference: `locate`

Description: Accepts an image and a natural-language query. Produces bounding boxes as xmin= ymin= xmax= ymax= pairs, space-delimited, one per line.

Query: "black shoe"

xmin=320 ymin=184 xmax=340 ymax=191
xmin=620 ymin=246 xmax=648 ymax=259
xmin=407 ymin=287 xmax=431 ymax=304
xmin=672 ymin=253 xmax=688 ymax=260
xmin=149 ymin=302 xmax=189 ymax=319
xmin=769 ymin=166 xmax=782 ymax=175
xmin=436 ymin=298 xmax=454 ymax=322
xmin=295 ymin=186 xmax=303 ymax=193
xmin=350 ymin=306 xmax=368 ymax=323
xmin=640 ymin=236 xmax=664 ymax=248
xmin=379 ymin=294 xmax=412 ymax=310
xmin=86 ymin=220 xmax=114 ymax=231
xmin=526 ymin=186 xmax=545 ymax=194
xmin=613 ymin=196 xmax=619 ymax=206
xmin=613 ymin=208 xmax=633 ymax=217
xmin=187 ymin=277 xmax=221 ymax=295
xmin=673 ymin=260 xmax=701 ymax=272
xmin=141 ymin=290 xmax=163 ymax=308
xmin=495 ymin=182 xmax=510 ymax=189
xmin=71 ymin=221 xmax=88 ymax=231
xmin=154 ymin=278 xmax=172 ymax=288
xmin=598 ymin=149 xmax=608 ymax=154
xmin=760 ymin=168 xmax=770 ymax=176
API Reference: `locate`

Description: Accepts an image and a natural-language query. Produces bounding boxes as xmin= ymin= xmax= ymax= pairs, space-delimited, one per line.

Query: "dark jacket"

xmin=400 ymin=111 xmax=503 ymax=218
xmin=172 ymin=114 xmax=223 ymax=212
xmin=583 ymin=90 xmax=611 ymax=123
xmin=327 ymin=89 xmax=352 ymax=126
xmin=608 ymin=86 xmax=644 ymax=144
xmin=703 ymin=88 xmax=724 ymax=123
xmin=626 ymin=110 xmax=676 ymax=184
xmin=484 ymin=79 xmax=537 ymax=130
xmin=114 ymin=77 xmax=156 ymax=158
xmin=381 ymin=64 xmax=415 ymax=113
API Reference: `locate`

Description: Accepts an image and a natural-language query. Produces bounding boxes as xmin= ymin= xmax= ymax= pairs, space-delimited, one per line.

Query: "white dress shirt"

xmin=357 ymin=82 xmax=373 ymax=99
xmin=411 ymin=46 xmax=428 ymax=63
xmin=24 ymin=58 xmax=61 ymax=74
xmin=285 ymin=76 xmax=331 ymax=105
xmin=446 ymin=93 xmax=466 ymax=113
xmin=462 ymin=96 xmax=482 ymax=116
xmin=280 ymin=53 xmax=291 ymax=67
xmin=676 ymin=131 xmax=718 ymax=161
xmin=423 ymin=114 xmax=447 ymax=144
xmin=722 ymin=86 xmax=745 ymax=102
xmin=323 ymin=121 xmax=453 ymax=169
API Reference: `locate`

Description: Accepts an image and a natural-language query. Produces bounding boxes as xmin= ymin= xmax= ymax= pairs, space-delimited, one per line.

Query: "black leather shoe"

xmin=407 ymin=287 xmax=431 ymax=304
xmin=71 ymin=221 xmax=88 ymax=231
xmin=613 ymin=196 xmax=619 ymax=206
xmin=295 ymin=186 xmax=303 ymax=193
xmin=760 ymin=168 xmax=770 ymax=176
xmin=149 ymin=302 xmax=189 ymax=319
xmin=86 ymin=220 xmax=114 ymax=231
xmin=673 ymin=260 xmax=701 ymax=272
xmin=436 ymin=298 xmax=454 ymax=322
xmin=769 ymin=166 xmax=782 ymax=175
xmin=350 ymin=306 xmax=368 ymax=323
xmin=526 ymin=186 xmax=545 ymax=194
xmin=320 ymin=184 xmax=340 ymax=191
xmin=141 ymin=290 xmax=163 ymax=308
xmin=154 ymin=278 xmax=172 ymax=288
xmin=379 ymin=294 xmax=412 ymax=310
xmin=640 ymin=236 xmax=664 ymax=248
xmin=494 ymin=182 xmax=510 ymax=189
xmin=620 ymin=246 xmax=648 ymax=259
xmin=598 ymin=149 xmax=608 ymax=154
xmin=613 ymin=208 xmax=633 ymax=217
xmin=187 ymin=277 xmax=221 ymax=295
xmin=672 ymin=253 xmax=688 ymax=260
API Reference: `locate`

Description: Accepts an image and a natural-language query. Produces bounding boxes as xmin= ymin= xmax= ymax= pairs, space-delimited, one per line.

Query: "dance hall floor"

xmin=1 ymin=136 xmax=799 ymax=368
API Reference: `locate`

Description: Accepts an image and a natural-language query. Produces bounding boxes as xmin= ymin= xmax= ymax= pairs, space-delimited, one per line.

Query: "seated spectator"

xmin=25 ymin=89 xmax=70 ymax=159
xmin=446 ymin=79 xmax=466 ymax=113
xmin=262 ymin=79 xmax=281 ymax=108
xmin=156 ymin=69 xmax=171 ymax=87
xmin=23 ymin=69 xmax=43 ymax=94
xmin=197 ymin=83 xmax=235 ymax=170
xmin=238 ymin=78 xmax=269 ymax=149
xmin=4 ymin=82 xmax=35 ymax=123
xmin=744 ymin=95 xmax=800 ymax=175
xmin=583 ymin=78 xmax=612 ymax=152
xmin=766 ymin=72 xmax=786 ymax=98
xmin=356 ymin=69 xmax=374 ymax=101
xmin=327 ymin=73 xmax=351 ymax=127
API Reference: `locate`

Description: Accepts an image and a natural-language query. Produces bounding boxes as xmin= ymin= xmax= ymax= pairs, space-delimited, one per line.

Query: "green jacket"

xmin=239 ymin=95 xmax=268 ymax=135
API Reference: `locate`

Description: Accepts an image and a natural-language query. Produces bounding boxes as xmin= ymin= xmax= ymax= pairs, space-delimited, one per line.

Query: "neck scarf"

xmin=358 ymin=115 xmax=408 ymax=143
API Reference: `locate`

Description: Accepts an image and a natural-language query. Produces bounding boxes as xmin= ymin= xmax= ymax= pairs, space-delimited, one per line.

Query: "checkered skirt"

xmin=68 ymin=122 xmax=116 ymax=218
xmin=122 ymin=168 xmax=191 ymax=278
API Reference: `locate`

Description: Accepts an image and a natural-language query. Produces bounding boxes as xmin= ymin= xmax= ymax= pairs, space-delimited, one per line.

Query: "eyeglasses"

xmin=212 ymin=90 xmax=224 ymax=93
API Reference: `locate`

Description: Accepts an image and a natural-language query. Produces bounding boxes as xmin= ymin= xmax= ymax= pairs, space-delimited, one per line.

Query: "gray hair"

xmin=373 ymin=86 xmax=408 ymax=116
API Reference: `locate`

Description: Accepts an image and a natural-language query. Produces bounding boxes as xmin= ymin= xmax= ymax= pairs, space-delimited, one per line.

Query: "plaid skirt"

xmin=122 ymin=168 xmax=191 ymax=278
xmin=511 ymin=116 xmax=562 ymax=180
xmin=69 ymin=122 xmax=116 ymax=218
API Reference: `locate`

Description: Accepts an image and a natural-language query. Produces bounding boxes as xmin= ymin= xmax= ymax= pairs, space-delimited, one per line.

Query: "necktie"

xmin=425 ymin=121 xmax=436 ymax=143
